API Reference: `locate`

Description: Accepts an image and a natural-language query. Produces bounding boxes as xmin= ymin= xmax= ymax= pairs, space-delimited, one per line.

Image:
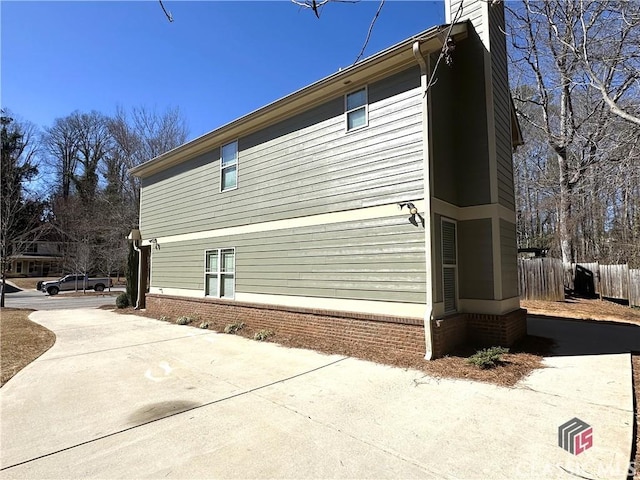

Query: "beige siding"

xmin=457 ymin=218 xmax=493 ymax=299
xmin=500 ymin=218 xmax=518 ymax=298
xmin=151 ymin=216 xmax=426 ymax=303
xmin=140 ymin=67 xmax=423 ymax=239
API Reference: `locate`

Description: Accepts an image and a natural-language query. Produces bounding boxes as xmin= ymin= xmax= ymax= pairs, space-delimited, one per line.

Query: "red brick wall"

xmin=145 ymin=295 xmax=527 ymax=361
xmin=431 ymin=314 xmax=469 ymax=357
xmin=467 ymin=308 xmax=528 ymax=346
xmin=146 ymin=294 xmax=427 ymax=360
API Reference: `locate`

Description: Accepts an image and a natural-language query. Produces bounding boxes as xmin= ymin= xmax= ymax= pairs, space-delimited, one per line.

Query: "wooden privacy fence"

xmin=518 ymin=258 xmax=640 ymax=307
xmin=518 ymin=258 xmax=565 ymax=301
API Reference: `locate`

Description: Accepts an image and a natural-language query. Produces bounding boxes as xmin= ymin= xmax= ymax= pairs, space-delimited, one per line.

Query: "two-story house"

xmin=130 ymin=0 xmax=525 ymax=359
xmin=8 ymin=240 xmax=65 ymax=277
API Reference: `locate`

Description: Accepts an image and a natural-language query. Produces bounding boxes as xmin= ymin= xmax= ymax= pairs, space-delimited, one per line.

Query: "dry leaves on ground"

xmin=0 ymin=308 xmax=56 ymax=387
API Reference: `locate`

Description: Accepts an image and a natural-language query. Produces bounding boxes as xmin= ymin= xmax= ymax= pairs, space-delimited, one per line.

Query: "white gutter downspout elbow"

xmin=133 ymin=241 xmax=143 ymax=310
xmin=413 ymin=41 xmax=435 ymax=360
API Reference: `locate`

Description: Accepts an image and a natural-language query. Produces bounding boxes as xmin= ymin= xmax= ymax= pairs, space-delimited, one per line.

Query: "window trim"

xmin=441 ymin=218 xmax=458 ymax=315
xmin=220 ymin=140 xmax=239 ymax=192
xmin=204 ymin=247 xmax=236 ymax=299
xmin=344 ymin=86 xmax=368 ymax=132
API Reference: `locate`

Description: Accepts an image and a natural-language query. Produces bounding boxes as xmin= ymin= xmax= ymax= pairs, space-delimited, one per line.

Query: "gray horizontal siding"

xmin=140 ymin=67 xmax=423 ymax=239
xmin=150 ymin=216 xmax=426 ymax=304
xmin=450 ymin=0 xmax=485 ymax=38
xmin=500 ymin=218 xmax=518 ymax=298
xmin=490 ymin=4 xmax=516 ymax=210
xmin=430 ymin=28 xmax=491 ymax=208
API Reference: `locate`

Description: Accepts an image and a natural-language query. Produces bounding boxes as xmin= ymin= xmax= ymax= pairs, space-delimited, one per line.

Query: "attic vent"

xmin=442 ymin=219 xmax=458 ymax=314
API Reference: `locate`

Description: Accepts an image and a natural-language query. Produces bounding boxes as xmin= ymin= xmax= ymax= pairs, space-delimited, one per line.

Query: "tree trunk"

xmin=1 ymin=270 xmax=6 ymax=308
xmin=558 ymin=152 xmax=574 ymax=291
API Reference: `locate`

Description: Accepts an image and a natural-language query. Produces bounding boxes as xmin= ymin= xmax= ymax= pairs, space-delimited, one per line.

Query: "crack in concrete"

xmin=0 ymin=357 xmax=348 ymax=472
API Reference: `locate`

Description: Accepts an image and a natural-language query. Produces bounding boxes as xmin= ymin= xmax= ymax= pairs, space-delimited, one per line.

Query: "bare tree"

xmin=509 ymin=0 xmax=640 ymax=269
xmin=0 ymin=111 xmax=45 ymax=306
xmin=559 ymin=1 xmax=640 ymax=127
xmin=108 ymin=105 xmax=188 ymax=220
xmin=42 ymin=116 xmax=80 ymax=199
xmin=70 ymin=111 xmax=112 ymax=202
xmin=507 ymin=0 xmax=640 ymax=267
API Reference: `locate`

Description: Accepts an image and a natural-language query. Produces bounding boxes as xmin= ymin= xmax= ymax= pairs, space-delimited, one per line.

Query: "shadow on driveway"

xmin=527 ymin=314 xmax=640 ymax=356
xmin=0 ymin=283 xmax=21 ymax=294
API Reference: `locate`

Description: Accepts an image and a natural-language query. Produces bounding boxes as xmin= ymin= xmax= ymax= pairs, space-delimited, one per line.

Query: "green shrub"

xmin=159 ymin=315 xmax=170 ymax=322
xmin=254 ymin=329 xmax=274 ymax=341
xmin=199 ymin=321 xmax=210 ymax=329
xmin=116 ymin=293 xmax=129 ymax=309
xmin=467 ymin=346 xmax=509 ymax=369
xmin=224 ymin=322 xmax=245 ymax=334
xmin=176 ymin=316 xmax=193 ymax=325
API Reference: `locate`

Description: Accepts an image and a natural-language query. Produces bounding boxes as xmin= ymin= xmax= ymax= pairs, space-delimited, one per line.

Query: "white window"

xmin=205 ymin=248 xmax=235 ymax=298
xmin=442 ymin=219 xmax=458 ymax=314
xmin=220 ymin=141 xmax=238 ymax=191
xmin=345 ymin=87 xmax=368 ymax=131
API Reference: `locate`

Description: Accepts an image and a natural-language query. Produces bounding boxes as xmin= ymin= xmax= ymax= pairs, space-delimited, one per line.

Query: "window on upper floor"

xmin=345 ymin=87 xmax=368 ymax=131
xmin=205 ymin=248 xmax=235 ymax=298
xmin=220 ymin=141 xmax=238 ymax=191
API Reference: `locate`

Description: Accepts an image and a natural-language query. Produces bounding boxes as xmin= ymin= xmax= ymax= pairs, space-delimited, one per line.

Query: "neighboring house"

xmin=130 ymin=0 xmax=526 ymax=359
xmin=8 ymin=240 xmax=65 ymax=277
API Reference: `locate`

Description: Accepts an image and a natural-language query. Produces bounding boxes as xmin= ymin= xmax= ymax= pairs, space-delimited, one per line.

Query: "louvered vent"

xmin=442 ymin=220 xmax=457 ymax=314
xmin=443 ymin=267 xmax=457 ymax=313
xmin=442 ymin=221 xmax=457 ymax=265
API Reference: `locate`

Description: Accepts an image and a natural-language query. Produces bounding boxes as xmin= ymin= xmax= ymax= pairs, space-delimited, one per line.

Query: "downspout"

xmin=127 ymin=228 xmax=144 ymax=310
xmin=413 ymin=41 xmax=435 ymax=360
xmin=133 ymin=240 xmax=144 ymax=309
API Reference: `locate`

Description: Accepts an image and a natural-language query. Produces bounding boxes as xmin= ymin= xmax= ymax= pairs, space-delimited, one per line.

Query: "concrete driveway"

xmin=0 ymin=310 xmax=635 ymax=479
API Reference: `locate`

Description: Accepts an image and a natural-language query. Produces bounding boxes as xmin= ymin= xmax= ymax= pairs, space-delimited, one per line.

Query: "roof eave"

xmin=130 ymin=22 xmax=469 ymax=178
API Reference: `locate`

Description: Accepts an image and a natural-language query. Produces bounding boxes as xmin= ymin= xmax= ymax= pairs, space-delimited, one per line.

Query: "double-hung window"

xmin=205 ymin=248 xmax=235 ymax=298
xmin=345 ymin=87 xmax=368 ymax=131
xmin=220 ymin=141 xmax=238 ymax=191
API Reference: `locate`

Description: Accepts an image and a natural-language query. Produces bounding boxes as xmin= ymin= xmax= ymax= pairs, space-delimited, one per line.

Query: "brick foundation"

xmin=145 ymin=294 xmax=427 ymax=359
xmin=467 ymin=309 xmax=528 ymax=346
xmin=430 ymin=308 xmax=528 ymax=357
xmin=144 ymin=294 xmax=527 ymax=361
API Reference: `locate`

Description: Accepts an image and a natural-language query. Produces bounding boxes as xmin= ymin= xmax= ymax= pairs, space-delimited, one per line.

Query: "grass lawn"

xmin=0 ymin=308 xmax=56 ymax=387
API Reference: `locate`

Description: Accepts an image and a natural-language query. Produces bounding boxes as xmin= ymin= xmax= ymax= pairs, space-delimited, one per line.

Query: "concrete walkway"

xmin=0 ymin=310 xmax=635 ymax=479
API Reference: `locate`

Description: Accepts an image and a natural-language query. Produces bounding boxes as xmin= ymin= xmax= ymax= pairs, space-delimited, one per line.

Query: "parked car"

xmin=41 ymin=274 xmax=113 ymax=295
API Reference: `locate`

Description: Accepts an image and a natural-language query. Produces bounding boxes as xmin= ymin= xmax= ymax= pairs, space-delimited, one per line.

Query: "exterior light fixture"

xmin=399 ymin=202 xmax=425 ymax=228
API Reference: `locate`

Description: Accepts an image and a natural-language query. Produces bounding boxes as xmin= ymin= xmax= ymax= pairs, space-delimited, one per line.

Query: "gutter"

xmin=130 ymin=23 xmax=468 ymax=179
xmin=412 ymin=41 xmax=435 ymax=360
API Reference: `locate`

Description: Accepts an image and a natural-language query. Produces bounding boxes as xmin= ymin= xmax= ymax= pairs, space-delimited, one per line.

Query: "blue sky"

xmin=2 ymin=1 xmax=444 ymax=141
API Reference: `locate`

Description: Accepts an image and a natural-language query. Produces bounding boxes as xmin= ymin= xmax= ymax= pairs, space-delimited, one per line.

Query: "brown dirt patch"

xmin=6 ymin=277 xmax=55 ymax=290
xmin=0 ymin=308 xmax=56 ymax=387
xmin=522 ymin=298 xmax=640 ymax=325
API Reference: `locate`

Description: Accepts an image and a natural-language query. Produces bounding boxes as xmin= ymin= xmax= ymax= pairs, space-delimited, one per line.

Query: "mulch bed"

xmin=116 ymin=306 xmax=552 ymax=388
